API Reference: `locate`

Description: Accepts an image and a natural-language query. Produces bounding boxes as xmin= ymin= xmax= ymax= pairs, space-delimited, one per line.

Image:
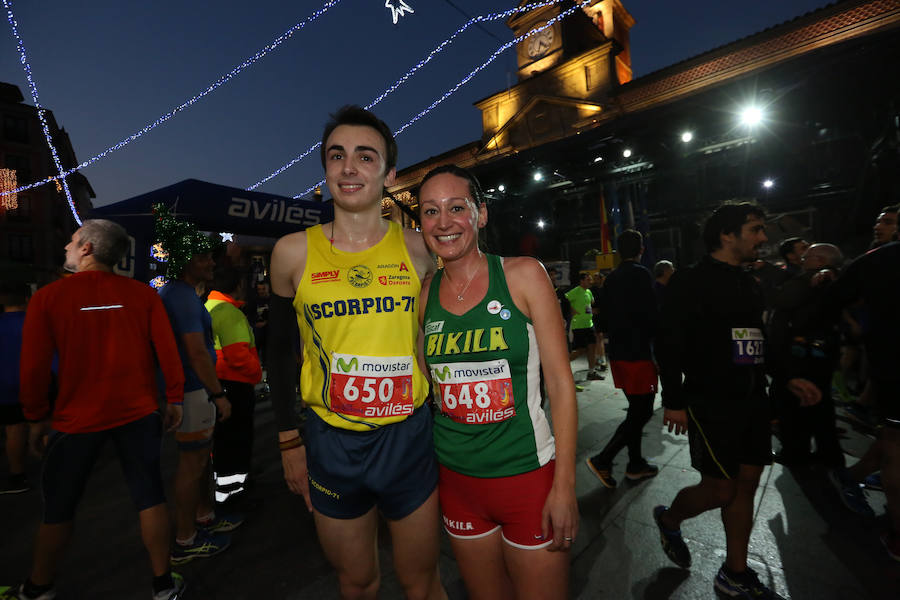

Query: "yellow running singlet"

xmin=295 ymin=222 xmax=428 ymax=431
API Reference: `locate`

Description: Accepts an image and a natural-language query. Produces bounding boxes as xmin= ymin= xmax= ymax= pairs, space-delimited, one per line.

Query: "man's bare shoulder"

xmin=271 ymin=230 xmax=310 ymax=295
xmin=402 ymin=226 xmax=435 ymax=279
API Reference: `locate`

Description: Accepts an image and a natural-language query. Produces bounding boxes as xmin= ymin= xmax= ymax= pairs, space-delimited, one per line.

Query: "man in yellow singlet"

xmin=267 ymin=106 xmax=444 ymax=600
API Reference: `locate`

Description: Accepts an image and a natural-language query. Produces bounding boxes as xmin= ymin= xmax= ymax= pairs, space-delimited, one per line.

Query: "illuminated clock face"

xmin=526 ymin=24 xmax=555 ymax=59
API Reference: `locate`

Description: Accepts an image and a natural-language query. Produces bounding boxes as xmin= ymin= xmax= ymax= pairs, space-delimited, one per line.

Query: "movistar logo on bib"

xmin=731 ymin=328 xmax=764 ymax=365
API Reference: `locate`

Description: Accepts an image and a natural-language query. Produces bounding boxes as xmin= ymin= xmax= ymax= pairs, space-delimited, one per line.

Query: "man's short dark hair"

xmin=418 ymin=164 xmax=485 ymax=207
xmin=77 ymin=219 xmax=130 ymax=267
xmin=617 ymin=229 xmax=643 ymax=260
xmin=579 ymin=272 xmax=592 ymax=283
xmin=0 ymin=282 xmax=30 ymax=307
xmin=210 ymin=266 xmax=244 ymax=296
xmin=320 ymin=105 xmax=397 ymax=173
xmin=702 ymin=202 xmax=766 ymax=253
xmin=882 ymin=204 xmax=899 ymax=214
xmin=778 ymin=237 xmax=805 ymax=261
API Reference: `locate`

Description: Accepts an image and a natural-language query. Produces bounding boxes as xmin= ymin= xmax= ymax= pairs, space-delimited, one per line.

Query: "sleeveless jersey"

xmin=295 ymin=222 xmax=428 ymax=431
xmin=423 ymin=254 xmax=555 ymax=477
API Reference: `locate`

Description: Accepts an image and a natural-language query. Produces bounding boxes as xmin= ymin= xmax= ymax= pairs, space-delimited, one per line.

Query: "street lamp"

xmin=622 ymin=148 xmax=632 ymax=158
xmin=537 ymin=219 xmax=546 ymax=229
xmin=533 ymin=171 xmax=543 ymax=182
xmin=681 ymin=131 xmax=693 ymax=143
xmin=740 ymin=106 xmax=764 ymax=127
xmin=498 ymin=184 xmax=505 ymax=192
xmin=762 ymin=178 xmax=774 ymax=189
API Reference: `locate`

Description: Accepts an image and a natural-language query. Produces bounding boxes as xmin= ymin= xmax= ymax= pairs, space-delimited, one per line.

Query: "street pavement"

xmin=2 ymin=360 xmax=899 ymax=599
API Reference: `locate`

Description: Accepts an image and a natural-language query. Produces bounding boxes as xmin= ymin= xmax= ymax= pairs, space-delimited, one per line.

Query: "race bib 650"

xmin=329 ymin=353 xmax=414 ymax=418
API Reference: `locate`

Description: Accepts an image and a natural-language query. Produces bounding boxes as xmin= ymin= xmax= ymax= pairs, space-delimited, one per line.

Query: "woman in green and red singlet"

xmin=417 ymin=165 xmax=578 ymax=600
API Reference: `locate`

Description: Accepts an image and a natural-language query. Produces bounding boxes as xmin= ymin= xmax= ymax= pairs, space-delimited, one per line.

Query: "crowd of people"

xmin=0 ymin=104 xmax=897 ymax=600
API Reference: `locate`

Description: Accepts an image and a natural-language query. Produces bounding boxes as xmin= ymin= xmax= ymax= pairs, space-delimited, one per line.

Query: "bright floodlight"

xmin=762 ymin=179 xmax=774 ymax=189
xmin=537 ymin=219 xmax=545 ymax=229
xmin=622 ymin=148 xmax=632 ymax=158
xmin=741 ymin=106 xmax=764 ymax=127
xmin=533 ymin=171 xmax=543 ymax=181
xmin=681 ymin=131 xmax=693 ymax=143
xmin=498 ymin=184 xmax=505 ymax=192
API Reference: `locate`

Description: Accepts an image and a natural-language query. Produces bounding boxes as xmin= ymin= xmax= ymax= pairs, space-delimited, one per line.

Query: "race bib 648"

xmin=431 ymin=359 xmax=515 ymax=424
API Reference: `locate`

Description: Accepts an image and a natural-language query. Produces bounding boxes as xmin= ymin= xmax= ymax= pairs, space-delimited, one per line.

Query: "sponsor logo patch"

xmin=424 ymin=320 xmax=444 ymax=335
xmin=347 ymin=265 xmax=373 ymax=288
xmin=311 ymin=270 xmax=340 ymax=284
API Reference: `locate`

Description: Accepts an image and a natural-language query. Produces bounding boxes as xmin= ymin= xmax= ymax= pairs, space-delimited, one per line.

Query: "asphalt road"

xmin=2 ymin=363 xmax=898 ymax=599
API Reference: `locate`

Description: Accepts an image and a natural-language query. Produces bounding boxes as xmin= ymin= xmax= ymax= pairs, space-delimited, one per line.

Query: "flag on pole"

xmin=599 ymin=189 xmax=612 ymax=254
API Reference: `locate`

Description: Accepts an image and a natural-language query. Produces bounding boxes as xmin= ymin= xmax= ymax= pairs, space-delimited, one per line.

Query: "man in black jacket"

xmin=652 ymin=203 xmax=819 ymax=599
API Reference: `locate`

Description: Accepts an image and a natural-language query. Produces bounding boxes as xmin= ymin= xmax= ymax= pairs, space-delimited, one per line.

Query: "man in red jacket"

xmin=17 ymin=219 xmax=187 ymax=600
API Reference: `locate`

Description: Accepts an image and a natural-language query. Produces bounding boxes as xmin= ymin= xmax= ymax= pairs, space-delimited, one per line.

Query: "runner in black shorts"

xmin=822 ymin=238 xmax=900 ymax=559
xmin=652 ymin=203 xmax=819 ymax=599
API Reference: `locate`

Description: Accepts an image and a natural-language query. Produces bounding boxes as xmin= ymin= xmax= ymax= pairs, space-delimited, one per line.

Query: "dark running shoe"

xmin=827 ymin=468 xmax=874 ymax=517
xmin=863 ymin=472 xmax=883 ymax=492
xmin=714 ymin=564 xmax=785 ymax=599
xmin=196 ymin=510 xmax=244 ymax=533
xmin=171 ymin=530 xmax=231 ymax=565
xmin=625 ymin=461 xmax=659 ymax=481
xmin=152 ymin=572 xmax=186 ymax=600
xmin=653 ymin=505 xmax=690 ymax=569
xmin=585 ymin=456 xmax=617 ymax=488
xmin=0 ymin=583 xmax=56 ymax=600
xmin=0 ymin=474 xmax=30 ymax=495
xmin=587 ymin=370 xmax=605 ymax=381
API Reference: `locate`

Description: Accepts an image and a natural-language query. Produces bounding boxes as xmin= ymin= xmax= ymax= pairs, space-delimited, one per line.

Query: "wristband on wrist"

xmin=278 ymin=436 xmax=304 ymax=451
xmin=208 ymin=390 xmax=226 ymax=400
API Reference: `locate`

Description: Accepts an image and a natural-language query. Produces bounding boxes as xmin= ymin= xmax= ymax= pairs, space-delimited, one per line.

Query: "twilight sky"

xmin=0 ymin=0 xmax=829 ymax=208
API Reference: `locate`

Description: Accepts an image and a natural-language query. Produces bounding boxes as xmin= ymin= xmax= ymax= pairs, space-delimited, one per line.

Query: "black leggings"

xmin=595 ymin=393 xmax=655 ymax=466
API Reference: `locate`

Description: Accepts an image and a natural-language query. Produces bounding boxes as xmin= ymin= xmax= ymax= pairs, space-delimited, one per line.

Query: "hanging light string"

xmin=3 ymin=0 xmax=80 ymax=224
xmin=293 ymin=0 xmax=589 ymax=199
xmin=0 ymin=0 xmax=344 ymax=199
xmin=249 ymin=0 xmax=566 ymax=193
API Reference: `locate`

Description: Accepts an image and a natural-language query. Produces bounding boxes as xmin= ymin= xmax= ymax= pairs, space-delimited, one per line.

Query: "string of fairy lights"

xmin=294 ymin=0 xmax=590 ymax=198
xmin=2 ymin=0 xmax=80 ymax=224
xmin=0 ymin=0 xmax=345 ymax=203
xmin=1 ymin=0 xmax=586 ymax=220
xmin=246 ymin=0 xmax=572 ymax=193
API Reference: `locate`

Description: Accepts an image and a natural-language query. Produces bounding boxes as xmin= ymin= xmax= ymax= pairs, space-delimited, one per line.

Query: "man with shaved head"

xmin=768 ymin=242 xmax=844 ymax=470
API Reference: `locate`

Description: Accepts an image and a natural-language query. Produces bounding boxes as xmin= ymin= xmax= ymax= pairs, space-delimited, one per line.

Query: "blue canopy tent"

xmin=92 ymin=179 xmax=333 ymax=282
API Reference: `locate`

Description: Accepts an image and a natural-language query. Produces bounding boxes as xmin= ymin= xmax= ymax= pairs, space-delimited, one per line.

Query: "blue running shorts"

xmin=305 ymin=406 xmax=438 ymax=520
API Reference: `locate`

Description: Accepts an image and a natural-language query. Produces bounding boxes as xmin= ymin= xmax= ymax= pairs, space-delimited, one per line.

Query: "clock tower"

xmin=508 ymin=0 xmax=633 ymax=83
xmin=475 ymin=1 xmax=634 ymax=155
